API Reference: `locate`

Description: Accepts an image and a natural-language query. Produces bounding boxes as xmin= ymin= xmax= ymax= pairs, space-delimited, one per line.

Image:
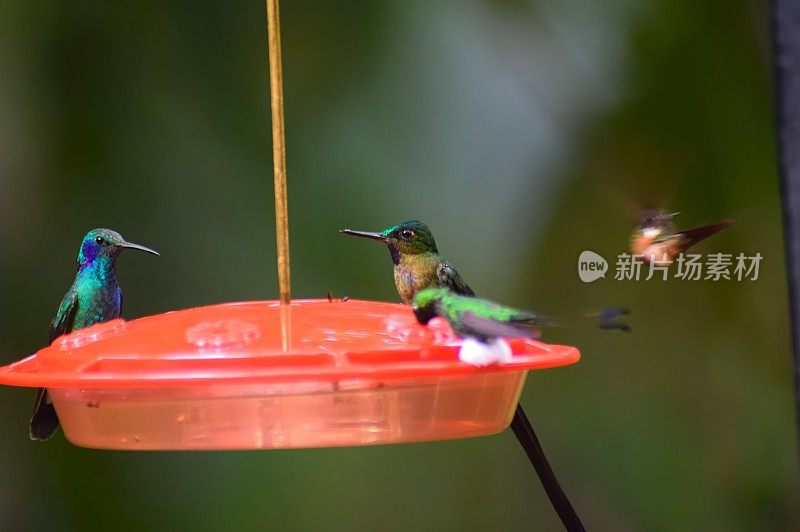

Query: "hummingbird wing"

xmin=33 ymin=290 xmax=78 ymax=440
xmin=459 ymin=311 xmax=540 ymax=340
xmin=48 ymin=289 xmax=78 ymax=344
xmin=675 ymin=220 xmax=733 ymax=250
xmin=436 ymin=261 xmax=476 ymax=297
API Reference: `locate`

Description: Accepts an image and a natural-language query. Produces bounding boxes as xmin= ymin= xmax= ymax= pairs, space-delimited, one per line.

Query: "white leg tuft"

xmin=458 ymin=337 xmax=512 ymax=366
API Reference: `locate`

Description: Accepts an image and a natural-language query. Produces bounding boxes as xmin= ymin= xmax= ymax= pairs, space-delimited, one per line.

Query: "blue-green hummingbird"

xmin=29 ymin=228 xmax=159 ymax=441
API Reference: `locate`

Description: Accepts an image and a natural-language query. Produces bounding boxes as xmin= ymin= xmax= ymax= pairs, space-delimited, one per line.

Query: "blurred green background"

xmin=0 ymin=0 xmax=797 ymax=530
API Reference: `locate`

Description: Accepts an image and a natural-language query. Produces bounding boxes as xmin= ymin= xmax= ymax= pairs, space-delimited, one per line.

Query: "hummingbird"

xmin=340 ymin=220 xmax=475 ymax=304
xmin=29 ymin=228 xmax=159 ymax=441
xmin=412 ymin=287 xmax=629 ymax=365
xmin=413 ymin=287 xmax=544 ymax=365
xmin=341 ymin=219 xmax=599 ymax=530
xmin=413 ymin=287 xmax=548 ymax=341
xmin=631 ymin=209 xmax=733 ymax=265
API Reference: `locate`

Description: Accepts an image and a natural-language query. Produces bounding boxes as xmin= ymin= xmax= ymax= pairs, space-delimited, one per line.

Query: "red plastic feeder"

xmin=0 ymin=299 xmax=579 ymax=450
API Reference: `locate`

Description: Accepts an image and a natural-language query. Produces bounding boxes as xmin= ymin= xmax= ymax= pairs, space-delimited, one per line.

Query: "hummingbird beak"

xmin=121 ymin=241 xmax=160 ymax=256
xmin=339 ymin=229 xmax=389 ymax=243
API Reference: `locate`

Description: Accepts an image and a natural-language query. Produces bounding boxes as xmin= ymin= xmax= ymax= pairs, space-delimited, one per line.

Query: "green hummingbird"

xmin=340 ymin=220 xmax=475 ymax=304
xmin=30 ymin=228 xmax=159 ymax=441
xmin=413 ymin=287 xmax=628 ymax=364
xmin=413 ymin=287 xmax=549 ymax=341
xmin=340 ymin=220 xmax=626 ymax=336
xmin=340 ymin=219 xmax=595 ymax=529
xmin=412 ymin=287 xmax=548 ymax=365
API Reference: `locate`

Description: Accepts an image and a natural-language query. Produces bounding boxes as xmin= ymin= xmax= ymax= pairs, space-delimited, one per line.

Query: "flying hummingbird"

xmin=631 ymin=209 xmax=733 ymax=265
xmin=29 ymin=228 xmax=159 ymax=441
xmin=340 ymin=220 xmax=474 ymax=304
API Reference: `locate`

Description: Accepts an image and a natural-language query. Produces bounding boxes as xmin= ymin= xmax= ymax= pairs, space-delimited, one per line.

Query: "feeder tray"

xmin=0 ymin=299 xmax=579 ymax=450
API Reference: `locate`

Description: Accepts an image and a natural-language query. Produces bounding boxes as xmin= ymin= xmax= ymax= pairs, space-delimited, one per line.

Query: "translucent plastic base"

xmin=50 ymin=371 xmax=527 ymax=450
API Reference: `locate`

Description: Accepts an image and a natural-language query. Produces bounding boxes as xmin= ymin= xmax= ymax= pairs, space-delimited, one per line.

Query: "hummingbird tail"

xmin=531 ymin=307 xmax=631 ymax=332
xmin=679 ymin=219 xmax=734 ymax=249
xmin=30 ymin=388 xmax=60 ymax=441
xmin=586 ymin=307 xmax=631 ymax=332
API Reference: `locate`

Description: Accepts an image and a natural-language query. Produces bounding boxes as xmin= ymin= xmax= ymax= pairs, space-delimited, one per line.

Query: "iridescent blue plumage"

xmin=30 ymin=228 xmax=159 ymax=440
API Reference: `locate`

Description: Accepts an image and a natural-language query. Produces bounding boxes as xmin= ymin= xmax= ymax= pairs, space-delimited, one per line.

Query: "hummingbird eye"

xmin=95 ymin=236 xmax=106 ymax=245
xmin=399 ymin=229 xmax=414 ymax=240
